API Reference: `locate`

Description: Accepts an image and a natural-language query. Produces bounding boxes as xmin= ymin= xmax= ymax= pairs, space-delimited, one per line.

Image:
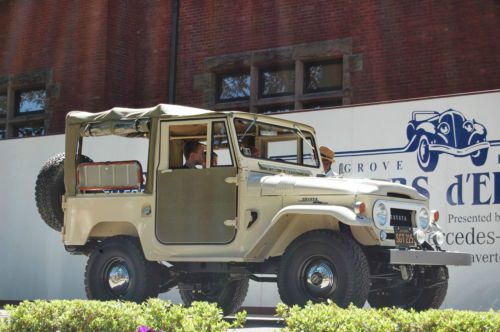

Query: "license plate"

xmin=394 ymin=227 xmax=415 ymax=247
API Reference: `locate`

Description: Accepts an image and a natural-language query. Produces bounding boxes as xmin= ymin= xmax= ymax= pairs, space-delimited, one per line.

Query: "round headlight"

xmin=418 ymin=208 xmax=430 ymax=230
xmin=373 ymin=202 xmax=388 ymax=227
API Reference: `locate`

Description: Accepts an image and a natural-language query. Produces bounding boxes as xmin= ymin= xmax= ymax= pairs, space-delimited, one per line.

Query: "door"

xmin=155 ymin=120 xmax=238 ymax=244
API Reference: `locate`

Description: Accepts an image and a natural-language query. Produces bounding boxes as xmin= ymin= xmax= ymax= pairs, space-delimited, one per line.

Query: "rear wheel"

xmin=368 ymin=266 xmax=448 ymax=311
xmin=277 ymin=231 xmax=369 ymax=307
xmin=85 ymin=236 xmax=160 ymax=301
xmin=178 ymin=273 xmax=249 ymax=315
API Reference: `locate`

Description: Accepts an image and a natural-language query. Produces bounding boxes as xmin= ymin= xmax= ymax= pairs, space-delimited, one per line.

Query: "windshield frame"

xmin=233 ymin=117 xmax=320 ymax=169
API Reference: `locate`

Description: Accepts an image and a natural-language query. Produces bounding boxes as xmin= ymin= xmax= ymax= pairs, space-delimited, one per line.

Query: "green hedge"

xmin=1 ymin=299 xmax=499 ymax=332
xmin=0 ymin=299 xmax=246 ymax=332
xmin=276 ymin=301 xmax=500 ymax=332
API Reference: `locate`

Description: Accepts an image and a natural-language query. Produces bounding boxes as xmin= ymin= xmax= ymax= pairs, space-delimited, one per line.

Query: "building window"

xmin=303 ymin=100 xmax=342 ymax=110
xmin=257 ymin=104 xmax=294 ymax=114
xmin=0 ymin=94 xmax=6 ymax=117
xmin=15 ymin=89 xmax=46 ymax=115
xmin=260 ymin=66 xmax=295 ymax=98
xmin=305 ymin=60 xmax=342 ymax=93
xmin=199 ymin=39 xmax=357 ymax=113
xmin=0 ymin=69 xmax=52 ymax=139
xmin=13 ymin=121 xmax=45 ymax=138
xmin=217 ymin=73 xmax=251 ymax=102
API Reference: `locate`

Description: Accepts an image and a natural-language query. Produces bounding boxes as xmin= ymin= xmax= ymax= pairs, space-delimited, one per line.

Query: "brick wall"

xmin=176 ymin=0 xmax=500 ymax=106
xmin=0 ymin=0 xmax=498 ymax=134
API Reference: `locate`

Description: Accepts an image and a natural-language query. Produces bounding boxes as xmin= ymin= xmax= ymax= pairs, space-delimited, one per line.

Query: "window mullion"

xmin=250 ymin=65 xmax=258 ymax=113
xmin=294 ymin=60 xmax=304 ymax=110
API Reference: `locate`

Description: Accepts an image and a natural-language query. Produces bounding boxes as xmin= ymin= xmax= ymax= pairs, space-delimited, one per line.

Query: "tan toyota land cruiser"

xmin=35 ymin=104 xmax=471 ymax=314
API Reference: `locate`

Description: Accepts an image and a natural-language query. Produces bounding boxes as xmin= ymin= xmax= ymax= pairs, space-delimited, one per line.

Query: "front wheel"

xmin=178 ymin=273 xmax=249 ymax=315
xmin=85 ymin=236 xmax=160 ymax=301
xmin=277 ymin=231 xmax=370 ymax=308
xmin=368 ymin=266 xmax=448 ymax=311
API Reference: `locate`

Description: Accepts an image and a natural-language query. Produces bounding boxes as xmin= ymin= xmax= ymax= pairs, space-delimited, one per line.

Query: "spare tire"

xmin=35 ymin=153 xmax=92 ymax=231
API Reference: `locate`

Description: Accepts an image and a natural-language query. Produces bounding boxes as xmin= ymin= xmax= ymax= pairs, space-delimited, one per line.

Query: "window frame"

xmin=304 ymin=59 xmax=343 ymax=94
xmin=12 ymin=120 xmax=46 ymax=138
xmin=210 ymin=121 xmax=235 ymax=168
xmin=233 ymin=117 xmax=320 ymax=169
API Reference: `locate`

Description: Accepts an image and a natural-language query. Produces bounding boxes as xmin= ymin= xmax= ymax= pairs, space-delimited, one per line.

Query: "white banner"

xmin=0 ymin=91 xmax=498 ymax=310
xmin=281 ymin=91 xmax=500 ymax=310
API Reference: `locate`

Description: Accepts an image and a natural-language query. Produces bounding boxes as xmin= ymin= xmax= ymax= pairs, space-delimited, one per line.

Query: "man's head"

xmin=184 ymin=141 xmax=205 ymax=167
xmin=319 ymin=145 xmax=335 ymax=172
xmin=202 ymin=151 xmax=218 ymax=167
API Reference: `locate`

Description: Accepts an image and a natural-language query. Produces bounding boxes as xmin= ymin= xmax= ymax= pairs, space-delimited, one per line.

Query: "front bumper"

xmin=389 ymin=249 xmax=472 ymax=266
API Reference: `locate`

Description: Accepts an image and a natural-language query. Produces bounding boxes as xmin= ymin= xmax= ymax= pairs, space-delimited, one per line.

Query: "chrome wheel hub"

xmin=107 ymin=262 xmax=130 ymax=295
xmin=305 ymin=260 xmax=337 ymax=296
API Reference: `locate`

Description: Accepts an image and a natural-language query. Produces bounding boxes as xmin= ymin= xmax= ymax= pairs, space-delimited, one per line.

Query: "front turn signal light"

xmin=431 ymin=210 xmax=439 ymax=223
xmin=355 ymin=202 xmax=366 ymax=215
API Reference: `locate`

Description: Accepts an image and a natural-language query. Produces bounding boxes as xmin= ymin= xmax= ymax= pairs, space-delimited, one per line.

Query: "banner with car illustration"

xmin=281 ymin=90 xmax=500 ymax=310
xmin=0 ymin=90 xmax=498 ymax=311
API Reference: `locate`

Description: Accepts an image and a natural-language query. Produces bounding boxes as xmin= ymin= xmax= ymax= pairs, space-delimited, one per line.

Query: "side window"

xmin=211 ymin=121 xmax=233 ymax=167
xmin=168 ymin=123 xmax=208 ymax=169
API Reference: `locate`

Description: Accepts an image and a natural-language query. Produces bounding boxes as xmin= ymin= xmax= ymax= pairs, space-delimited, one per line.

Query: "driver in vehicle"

xmin=182 ymin=141 xmax=205 ymax=169
xmin=203 ymin=151 xmax=218 ymax=167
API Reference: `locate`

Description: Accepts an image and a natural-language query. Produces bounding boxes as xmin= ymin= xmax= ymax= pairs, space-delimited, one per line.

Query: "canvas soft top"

xmin=66 ymin=104 xmax=216 ymax=125
xmin=65 ymin=103 xmax=316 ymax=138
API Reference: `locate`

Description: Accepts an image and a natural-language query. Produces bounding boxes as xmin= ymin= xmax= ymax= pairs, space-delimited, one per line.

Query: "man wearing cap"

xmin=320 ymin=145 xmax=337 ymax=176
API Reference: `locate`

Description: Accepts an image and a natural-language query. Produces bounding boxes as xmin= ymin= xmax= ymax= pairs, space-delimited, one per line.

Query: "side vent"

xmin=247 ymin=211 xmax=258 ymax=228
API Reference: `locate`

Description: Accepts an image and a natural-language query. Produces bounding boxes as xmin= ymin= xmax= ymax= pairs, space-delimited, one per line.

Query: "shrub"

xmin=1 ymin=299 xmax=499 ymax=332
xmin=275 ymin=301 xmax=500 ymax=332
xmin=0 ymin=299 xmax=246 ymax=332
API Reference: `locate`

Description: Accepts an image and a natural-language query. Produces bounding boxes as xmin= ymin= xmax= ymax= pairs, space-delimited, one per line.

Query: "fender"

xmin=245 ymin=205 xmax=375 ymax=260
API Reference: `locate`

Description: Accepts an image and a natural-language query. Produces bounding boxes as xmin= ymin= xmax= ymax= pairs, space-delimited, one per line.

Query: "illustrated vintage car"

xmin=35 ymin=104 xmax=471 ymax=314
xmin=406 ymin=109 xmax=489 ymax=172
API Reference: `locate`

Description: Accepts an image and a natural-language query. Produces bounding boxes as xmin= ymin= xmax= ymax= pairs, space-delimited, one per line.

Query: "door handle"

xmin=225 ymin=177 xmax=237 ymax=184
xmin=224 ymin=219 xmax=237 ymax=228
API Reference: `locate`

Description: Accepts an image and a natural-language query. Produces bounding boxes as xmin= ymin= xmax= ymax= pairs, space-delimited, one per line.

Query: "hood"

xmin=260 ymin=174 xmax=425 ymax=200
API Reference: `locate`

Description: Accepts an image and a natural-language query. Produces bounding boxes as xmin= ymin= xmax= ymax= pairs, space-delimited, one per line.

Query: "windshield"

xmin=234 ymin=118 xmax=319 ymax=168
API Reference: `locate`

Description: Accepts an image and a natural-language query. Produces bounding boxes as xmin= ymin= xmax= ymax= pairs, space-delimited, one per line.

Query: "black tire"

xmin=417 ymin=136 xmax=438 ymax=172
xmin=368 ymin=266 xmax=448 ymax=311
xmin=35 ymin=153 xmax=92 ymax=231
xmin=85 ymin=236 xmax=160 ymax=302
xmin=277 ymin=230 xmax=370 ymax=308
xmin=178 ymin=273 xmax=249 ymax=315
